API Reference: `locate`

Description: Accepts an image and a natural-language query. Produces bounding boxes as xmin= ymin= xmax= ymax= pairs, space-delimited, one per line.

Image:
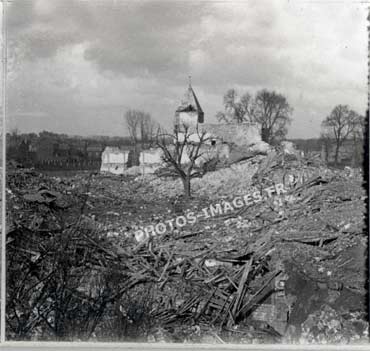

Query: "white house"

xmin=100 ymin=146 xmax=164 ymax=175
xmin=100 ymin=147 xmax=129 ymax=174
xmin=139 ymin=148 xmax=163 ymax=174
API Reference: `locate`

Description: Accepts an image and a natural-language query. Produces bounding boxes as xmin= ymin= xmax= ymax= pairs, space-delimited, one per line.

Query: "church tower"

xmin=174 ymin=77 xmax=204 ymax=132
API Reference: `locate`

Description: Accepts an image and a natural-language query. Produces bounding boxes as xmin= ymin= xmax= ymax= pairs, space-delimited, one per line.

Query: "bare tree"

xmin=321 ymin=105 xmax=362 ymax=165
xmin=216 ymin=89 xmax=254 ymax=123
xmin=156 ymin=125 xmax=211 ymax=199
xmin=125 ymin=110 xmax=141 ymax=146
xmin=216 ymin=89 xmax=292 ymax=144
xmin=253 ymin=90 xmax=293 ymax=144
xmin=141 ymin=115 xmax=160 ymax=147
xmin=125 ymin=109 xmax=158 ymax=148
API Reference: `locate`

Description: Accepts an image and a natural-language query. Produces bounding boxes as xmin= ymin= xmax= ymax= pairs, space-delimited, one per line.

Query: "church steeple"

xmin=175 ymin=78 xmax=204 ymax=130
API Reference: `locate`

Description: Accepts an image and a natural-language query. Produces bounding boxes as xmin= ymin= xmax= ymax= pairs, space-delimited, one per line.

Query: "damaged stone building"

xmin=101 ymin=80 xmax=268 ymax=174
xmin=174 ymin=81 xmax=270 ymax=164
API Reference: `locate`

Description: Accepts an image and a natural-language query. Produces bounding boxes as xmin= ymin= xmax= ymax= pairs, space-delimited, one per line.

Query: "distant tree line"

xmin=6 ymin=130 xmax=135 ymax=168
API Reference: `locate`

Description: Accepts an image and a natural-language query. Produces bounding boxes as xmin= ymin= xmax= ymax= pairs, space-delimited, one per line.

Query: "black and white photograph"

xmin=2 ymin=0 xmax=369 ymax=346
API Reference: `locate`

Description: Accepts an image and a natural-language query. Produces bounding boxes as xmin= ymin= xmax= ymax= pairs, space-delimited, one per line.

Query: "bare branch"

xmin=215 ymin=88 xmax=292 ymax=144
xmin=321 ymin=105 xmax=363 ymax=165
xmin=155 ymin=124 xmax=211 ymax=198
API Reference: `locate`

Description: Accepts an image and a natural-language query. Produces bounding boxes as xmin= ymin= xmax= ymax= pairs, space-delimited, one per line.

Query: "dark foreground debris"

xmin=6 ymin=152 xmax=368 ymax=343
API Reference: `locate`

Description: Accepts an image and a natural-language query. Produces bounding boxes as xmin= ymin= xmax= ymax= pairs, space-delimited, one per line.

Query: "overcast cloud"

xmin=7 ymin=0 xmax=368 ymax=138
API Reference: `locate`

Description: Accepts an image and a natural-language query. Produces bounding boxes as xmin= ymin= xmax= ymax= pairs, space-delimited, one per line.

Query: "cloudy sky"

xmin=6 ymin=0 xmax=368 ymax=138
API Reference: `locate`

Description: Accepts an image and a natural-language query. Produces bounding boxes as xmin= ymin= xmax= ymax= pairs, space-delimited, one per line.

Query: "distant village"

xmin=6 ymin=131 xmax=135 ymax=170
xmin=7 ymin=83 xmax=364 ymax=172
xmin=7 ymin=132 xmax=364 ymax=176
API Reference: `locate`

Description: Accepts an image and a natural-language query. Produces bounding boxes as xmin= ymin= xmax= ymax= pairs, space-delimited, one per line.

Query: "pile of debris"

xmin=5 ymin=150 xmax=368 ymax=343
xmin=148 ymin=155 xmax=264 ymax=198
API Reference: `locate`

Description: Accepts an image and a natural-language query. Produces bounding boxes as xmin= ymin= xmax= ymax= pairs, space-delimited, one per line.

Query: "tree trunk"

xmin=325 ymin=142 xmax=329 ymax=163
xmin=182 ymin=176 xmax=191 ymax=199
xmin=261 ymin=126 xmax=269 ymax=143
xmin=334 ymin=142 xmax=340 ymax=165
xmin=352 ymin=136 xmax=360 ymax=167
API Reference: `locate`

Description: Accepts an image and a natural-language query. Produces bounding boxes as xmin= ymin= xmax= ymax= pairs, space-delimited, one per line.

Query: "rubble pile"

xmin=6 ymin=150 xmax=368 ymax=343
xmin=148 ymin=155 xmax=264 ymax=198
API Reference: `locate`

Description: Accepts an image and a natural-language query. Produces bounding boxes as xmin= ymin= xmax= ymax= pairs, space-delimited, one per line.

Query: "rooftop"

xmin=175 ymin=80 xmax=204 ymax=123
